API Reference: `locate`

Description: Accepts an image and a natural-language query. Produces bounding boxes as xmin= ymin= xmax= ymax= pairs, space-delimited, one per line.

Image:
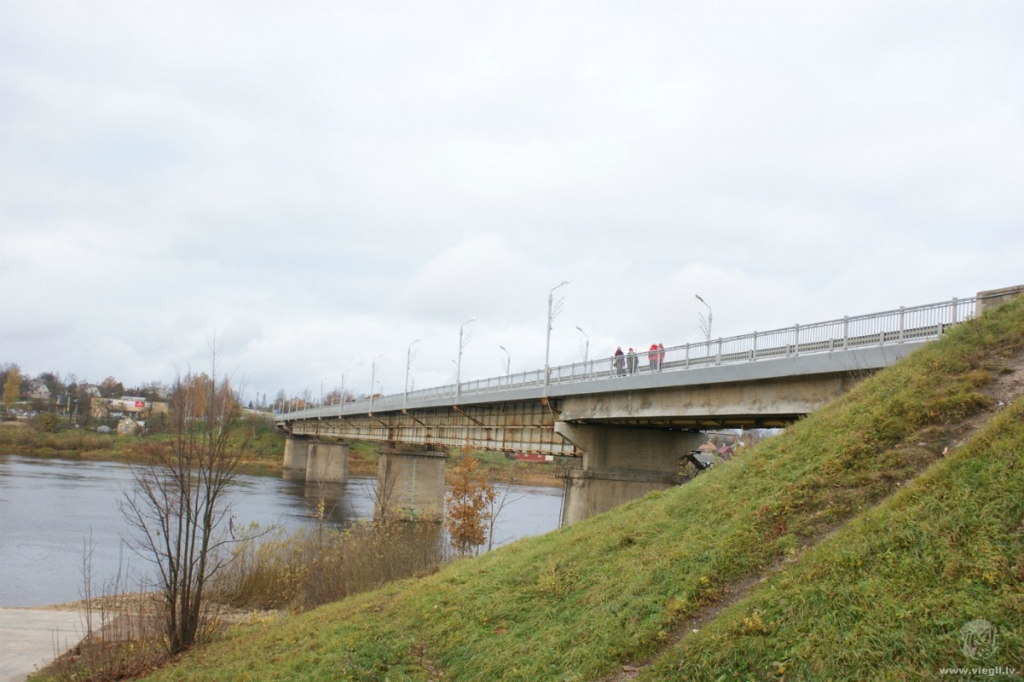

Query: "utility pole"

xmin=456 ymin=318 xmax=475 ymax=397
xmin=369 ymin=355 xmax=383 ymax=414
xmin=404 ymin=339 xmax=421 ymax=409
xmin=499 ymin=345 xmax=510 ymax=385
xmin=575 ymin=325 xmax=589 ymax=362
xmin=696 ymin=294 xmax=713 ymax=343
xmin=545 ymin=280 xmax=570 ymax=389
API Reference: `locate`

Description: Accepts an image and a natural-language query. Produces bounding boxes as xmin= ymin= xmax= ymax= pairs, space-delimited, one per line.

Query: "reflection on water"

xmin=0 ymin=454 xmax=563 ymax=607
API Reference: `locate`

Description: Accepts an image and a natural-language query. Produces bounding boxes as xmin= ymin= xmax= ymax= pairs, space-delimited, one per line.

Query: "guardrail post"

xmin=899 ymin=306 xmax=905 ymax=343
xmin=716 ymin=338 xmax=722 ymax=365
xmin=842 ymin=316 xmax=849 ymax=349
xmin=750 ymin=332 xmax=757 ymax=361
xmin=685 ymin=342 xmax=690 ymax=368
xmin=952 ymin=297 xmax=958 ymax=325
xmin=794 ymin=324 xmax=800 ymax=356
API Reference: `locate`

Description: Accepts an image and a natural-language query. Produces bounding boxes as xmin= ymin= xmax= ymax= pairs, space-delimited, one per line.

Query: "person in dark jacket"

xmin=626 ymin=348 xmax=638 ymax=374
xmin=614 ymin=346 xmax=625 ymax=376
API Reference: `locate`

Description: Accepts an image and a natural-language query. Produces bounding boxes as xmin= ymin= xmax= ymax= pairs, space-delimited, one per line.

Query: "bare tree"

xmin=119 ymin=349 xmax=250 ymax=655
xmin=486 ymin=462 xmax=527 ymax=552
xmin=373 ymin=451 xmax=401 ymax=522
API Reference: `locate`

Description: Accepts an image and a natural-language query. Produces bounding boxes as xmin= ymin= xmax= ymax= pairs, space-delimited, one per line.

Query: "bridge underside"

xmin=280 ymin=373 xmax=848 ymax=454
xmin=282 ymin=400 xmax=582 ymax=455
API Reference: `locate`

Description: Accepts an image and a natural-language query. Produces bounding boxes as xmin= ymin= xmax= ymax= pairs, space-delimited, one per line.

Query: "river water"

xmin=0 ymin=455 xmax=564 ymax=607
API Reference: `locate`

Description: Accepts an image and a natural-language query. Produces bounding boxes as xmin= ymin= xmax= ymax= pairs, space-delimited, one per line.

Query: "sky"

xmin=1 ymin=1 xmax=1022 ymax=403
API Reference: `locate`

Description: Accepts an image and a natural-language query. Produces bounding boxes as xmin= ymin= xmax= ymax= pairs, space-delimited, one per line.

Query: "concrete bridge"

xmin=276 ymin=286 xmax=1019 ymax=525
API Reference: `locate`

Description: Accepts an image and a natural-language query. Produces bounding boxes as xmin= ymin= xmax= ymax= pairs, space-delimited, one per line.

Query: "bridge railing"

xmin=279 ymin=296 xmax=974 ymax=419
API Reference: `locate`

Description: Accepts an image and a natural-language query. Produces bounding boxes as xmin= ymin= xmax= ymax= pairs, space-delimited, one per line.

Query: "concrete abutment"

xmin=376 ymin=445 xmax=448 ymax=521
xmin=555 ymin=423 xmax=705 ymax=526
xmin=306 ymin=441 xmax=349 ymax=484
xmin=283 ymin=435 xmax=349 ymax=484
xmin=283 ymin=435 xmax=310 ymax=472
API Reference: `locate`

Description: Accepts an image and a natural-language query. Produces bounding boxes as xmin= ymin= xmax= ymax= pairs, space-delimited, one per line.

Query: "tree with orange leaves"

xmin=444 ymin=455 xmax=496 ymax=556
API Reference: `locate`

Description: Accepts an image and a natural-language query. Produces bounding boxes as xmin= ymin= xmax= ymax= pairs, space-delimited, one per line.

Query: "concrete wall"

xmin=559 ymin=374 xmax=856 ymax=426
xmin=283 ymin=435 xmax=310 ymax=471
xmin=306 ymin=441 xmax=349 ymax=484
xmin=376 ymin=446 xmax=448 ymax=521
xmin=978 ymin=285 xmax=1024 ymax=315
xmin=561 ymin=469 xmax=681 ymax=527
xmin=555 ymin=423 xmax=705 ymax=526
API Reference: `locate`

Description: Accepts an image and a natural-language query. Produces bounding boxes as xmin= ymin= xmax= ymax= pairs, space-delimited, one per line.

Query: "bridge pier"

xmin=306 ymin=441 xmax=349 ymax=484
xmin=376 ymin=445 xmax=448 ymax=521
xmin=283 ymin=435 xmax=311 ymax=472
xmin=555 ymin=423 xmax=704 ymax=526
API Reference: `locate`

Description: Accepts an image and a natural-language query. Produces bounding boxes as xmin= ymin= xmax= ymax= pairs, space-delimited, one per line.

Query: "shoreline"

xmin=0 ymin=447 xmax=565 ymax=488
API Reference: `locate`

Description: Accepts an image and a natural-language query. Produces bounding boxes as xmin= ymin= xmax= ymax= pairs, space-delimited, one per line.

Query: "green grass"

xmin=120 ymin=297 xmax=1024 ymax=681
xmin=0 ymin=415 xmax=287 ymax=471
xmin=640 ymin=398 xmax=1024 ymax=681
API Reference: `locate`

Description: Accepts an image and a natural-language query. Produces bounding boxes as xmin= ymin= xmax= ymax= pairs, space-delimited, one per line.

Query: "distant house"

xmin=117 ymin=417 xmax=141 ymax=435
xmin=80 ymin=384 xmax=102 ymax=398
xmin=28 ymin=382 xmax=50 ymax=400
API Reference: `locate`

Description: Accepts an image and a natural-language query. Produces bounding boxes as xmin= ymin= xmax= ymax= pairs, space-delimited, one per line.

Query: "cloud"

xmin=1 ymin=1 xmax=1021 ymax=396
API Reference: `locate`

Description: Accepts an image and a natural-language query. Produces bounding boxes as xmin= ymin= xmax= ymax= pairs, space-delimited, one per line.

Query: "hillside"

xmin=143 ymin=297 xmax=1024 ymax=681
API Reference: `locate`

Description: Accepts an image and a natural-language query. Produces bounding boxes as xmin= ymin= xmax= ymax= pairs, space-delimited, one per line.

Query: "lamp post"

xmin=456 ymin=318 xmax=475 ymax=397
xmin=404 ymin=339 xmax=421 ymax=409
xmin=340 ymin=368 xmax=351 ymax=407
xmin=575 ymin=325 xmax=589 ymax=362
xmin=696 ymin=294 xmax=713 ymax=343
xmin=369 ymin=355 xmax=383 ymax=414
xmin=545 ymin=280 xmax=570 ymax=388
xmin=318 ymin=378 xmax=327 ymax=420
xmin=499 ymin=345 xmax=510 ymax=385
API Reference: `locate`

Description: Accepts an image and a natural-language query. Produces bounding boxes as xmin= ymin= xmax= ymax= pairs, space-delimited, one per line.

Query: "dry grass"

xmin=210 ymin=518 xmax=448 ymax=612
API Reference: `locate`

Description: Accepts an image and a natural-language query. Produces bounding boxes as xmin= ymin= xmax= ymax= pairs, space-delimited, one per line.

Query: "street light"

xmin=318 ymin=378 xmax=327 ymax=420
xmin=340 ymin=367 xmax=352 ymax=407
xmin=696 ymin=294 xmax=713 ymax=343
xmin=499 ymin=345 xmax=510 ymax=383
xmin=404 ymin=339 xmax=421 ymax=408
xmin=545 ymin=280 xmax=570 ymax=388
xmin=369 ymin=355 xmax=384 ymax=414
xmin=456 ymin=317 xmax=476 ymax=397
xmin=575 ymin=325 xmax=589 ymax=362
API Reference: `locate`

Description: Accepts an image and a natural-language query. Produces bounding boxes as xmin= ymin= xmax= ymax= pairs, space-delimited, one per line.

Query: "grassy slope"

xmin=641 ymin=397 xmax=1024 ymax=680
xmin=145 ymin=299 xmax=1024 ymax=682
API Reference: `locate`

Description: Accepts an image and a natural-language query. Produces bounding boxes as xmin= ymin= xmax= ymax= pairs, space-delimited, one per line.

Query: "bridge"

xmin=276 ymin=286 xmax=1020 ymax=525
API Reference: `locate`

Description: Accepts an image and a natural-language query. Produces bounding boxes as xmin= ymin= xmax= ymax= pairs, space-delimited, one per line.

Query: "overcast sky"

xmin=1 ymin=1 xmax=1022 ymax=402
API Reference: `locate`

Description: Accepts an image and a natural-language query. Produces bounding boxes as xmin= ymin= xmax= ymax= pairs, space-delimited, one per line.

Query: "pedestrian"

xmin=658 ymin=343 xmax=666 ymax=371
xmin=626 ymin=348 xmax=638 ymax=374
xmin=614 ymin=346 xmax=625 ymax=376
xmin=649 ymin=343 xmax=660 ymax=372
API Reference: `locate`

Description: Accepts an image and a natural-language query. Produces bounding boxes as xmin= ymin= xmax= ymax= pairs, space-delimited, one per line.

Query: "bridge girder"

xmin=283 ymin=400 xmax=583 ymax=456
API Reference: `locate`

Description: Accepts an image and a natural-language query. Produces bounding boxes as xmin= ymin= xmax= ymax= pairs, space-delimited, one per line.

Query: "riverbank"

xmin=0 ymin=423 xmax=563 ymax=487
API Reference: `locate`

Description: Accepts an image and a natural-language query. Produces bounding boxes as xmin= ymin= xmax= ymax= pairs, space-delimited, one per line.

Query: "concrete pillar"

xmin=555 ymin=423 xmax=705 ymax=526
xmin=306 ymin=441 xmax=349 ymax=484
xmin=283 ymin=435 xmax=311 ymax=472
xmin=375 ymin=445 xmax=448 ymax=521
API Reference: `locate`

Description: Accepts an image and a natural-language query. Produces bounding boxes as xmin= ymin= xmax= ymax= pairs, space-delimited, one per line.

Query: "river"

xmin=0 ymin=454 xmax=564 ymax=607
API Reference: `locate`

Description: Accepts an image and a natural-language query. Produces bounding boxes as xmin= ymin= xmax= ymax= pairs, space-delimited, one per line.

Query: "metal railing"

xmin=279 ymin=296 xmax=975 ymax=420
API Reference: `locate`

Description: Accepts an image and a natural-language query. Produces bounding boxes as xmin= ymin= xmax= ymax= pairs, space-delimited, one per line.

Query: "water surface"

xmin=0 ymin=454 xmax=563 ymax=607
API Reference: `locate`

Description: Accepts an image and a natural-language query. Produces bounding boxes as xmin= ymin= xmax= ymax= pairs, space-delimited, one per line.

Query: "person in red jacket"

xmin=649 ymin=343 xmax=660 ymax=371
